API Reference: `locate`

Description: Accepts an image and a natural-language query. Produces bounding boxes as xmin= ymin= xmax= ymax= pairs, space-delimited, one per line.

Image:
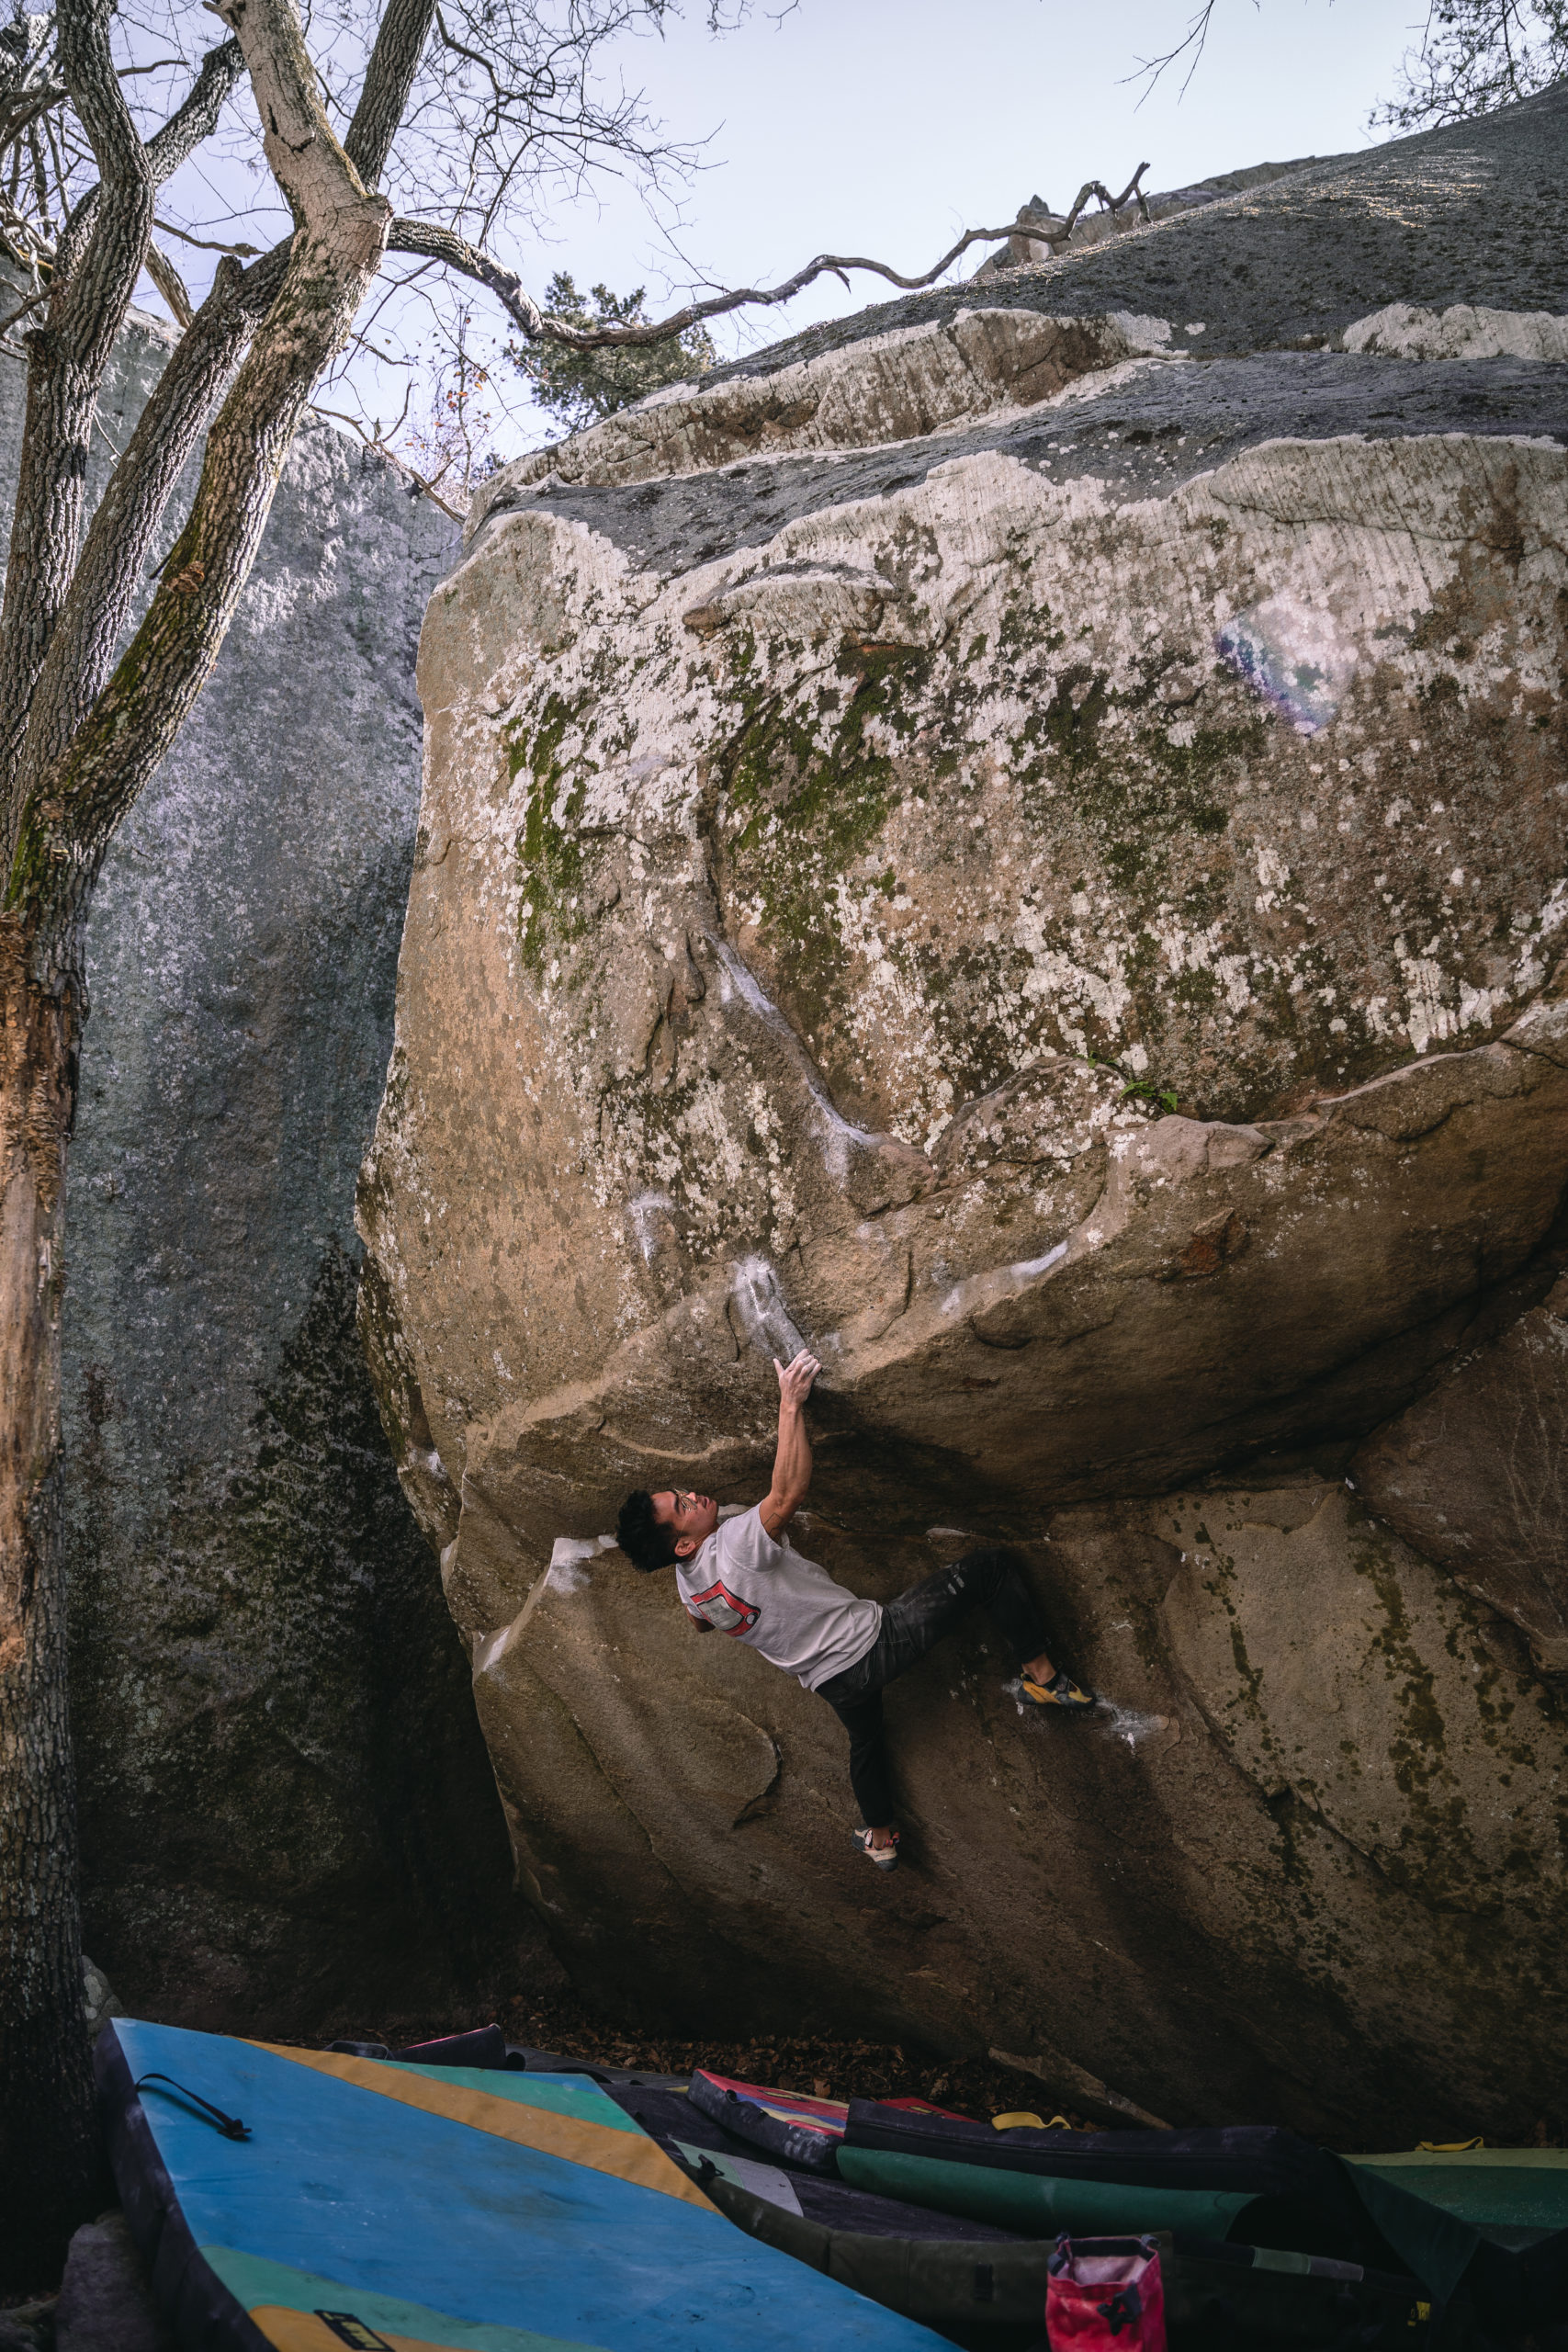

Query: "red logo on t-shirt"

xmin=687 ymin=1578 xmax=760 ymax=1636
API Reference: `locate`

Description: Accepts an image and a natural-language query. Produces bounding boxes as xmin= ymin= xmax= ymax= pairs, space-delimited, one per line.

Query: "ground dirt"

xmin=287 ymin=1985 xmax=1564 ymax=2153
xmin=288 ymin=1985 xmax=1098 ymax=2126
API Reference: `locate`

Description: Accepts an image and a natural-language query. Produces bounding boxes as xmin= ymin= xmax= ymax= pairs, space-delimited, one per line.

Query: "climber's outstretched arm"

xmin=759 ymin=1350 xmax=819 ymax=1539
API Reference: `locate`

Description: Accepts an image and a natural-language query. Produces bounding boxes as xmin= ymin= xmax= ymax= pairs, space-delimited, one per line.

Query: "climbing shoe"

xmin=853 ymin=1826 xmax=899 ymax=1871
xmin=1021 ymin=1668 xmax=1095 ymax=1710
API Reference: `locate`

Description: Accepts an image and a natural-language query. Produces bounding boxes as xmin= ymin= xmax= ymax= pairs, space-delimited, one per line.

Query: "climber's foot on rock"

xmin=1021 ymin=1668 xmax=1095 ymax=1710
xmin=854 ymin=1826 xmax=899 ymax=1871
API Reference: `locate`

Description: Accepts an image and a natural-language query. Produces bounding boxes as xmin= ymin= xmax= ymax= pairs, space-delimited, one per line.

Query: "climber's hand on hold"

xmin=774 ymin=1349 xmax=820 ymax=1409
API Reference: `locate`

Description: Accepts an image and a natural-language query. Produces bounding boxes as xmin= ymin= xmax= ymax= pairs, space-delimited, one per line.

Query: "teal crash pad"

xmin=97 ymin=2018 xmax=953 ymax=2352
xmin=835 ymin=2143 xmax=1263 ymax=2240
xmin=1345 ymin=2151 xmax=1568 ymax=2237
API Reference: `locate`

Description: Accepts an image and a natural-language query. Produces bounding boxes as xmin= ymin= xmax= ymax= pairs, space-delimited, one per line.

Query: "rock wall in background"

xmin=360 ymin=87 xmax=1568 ymax=2137
xmin=0 ymin=298 xmax=520 ymax=2030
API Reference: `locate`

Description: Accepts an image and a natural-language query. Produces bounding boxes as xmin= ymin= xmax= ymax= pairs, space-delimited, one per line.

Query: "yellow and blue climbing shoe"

xmin=1021 ymin=1668 xmax=1096 ymax=1710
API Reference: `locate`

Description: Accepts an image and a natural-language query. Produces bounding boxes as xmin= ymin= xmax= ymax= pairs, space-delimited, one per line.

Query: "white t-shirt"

xmin=676 ymin=1506 xmax=882 ymax=1691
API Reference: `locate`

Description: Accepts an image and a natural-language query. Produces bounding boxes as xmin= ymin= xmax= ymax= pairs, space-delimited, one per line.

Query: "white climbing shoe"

xmin=853 ymin=1826 xmax=899 ymax=1871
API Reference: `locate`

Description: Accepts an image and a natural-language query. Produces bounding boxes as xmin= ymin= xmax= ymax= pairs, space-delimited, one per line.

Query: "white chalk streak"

xmin=547 ymin=1532 xmax=618 ymax=1593
xmin=731 ymin=1254 xmax=810 ymax=1365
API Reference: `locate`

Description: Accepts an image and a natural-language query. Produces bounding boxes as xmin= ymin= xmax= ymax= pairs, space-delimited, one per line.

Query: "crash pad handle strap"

xmin=133 ymin=2072 xmax=251 ymax=2142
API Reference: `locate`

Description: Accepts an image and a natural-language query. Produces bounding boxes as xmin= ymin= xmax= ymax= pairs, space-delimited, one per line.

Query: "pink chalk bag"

xmin=1045 ymin=2234 xmax=1168 ymax=2352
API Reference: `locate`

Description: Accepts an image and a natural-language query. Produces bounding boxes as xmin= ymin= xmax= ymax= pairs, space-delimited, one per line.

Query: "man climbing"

xmin=615 ymin=1349 xmax=1093 ymax=1871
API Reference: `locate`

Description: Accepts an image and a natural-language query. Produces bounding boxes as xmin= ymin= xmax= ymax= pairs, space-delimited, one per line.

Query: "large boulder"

xmin=4 ymin=299 xmax=522 ymax=2030
xmin=360 ymin=89 xmax=1568 ymax=2132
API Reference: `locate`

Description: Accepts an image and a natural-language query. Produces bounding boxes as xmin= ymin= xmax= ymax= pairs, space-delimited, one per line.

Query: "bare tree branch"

xmin=141 ymin=34 xmax=243 ymax=184
xmin=154 ymin=214 xmax=261 ymax=257
xmin=1125 ymin=0 xmax=1567 ymax=128
xmin=0 ymin=285 xmax=49 ymax=340
xmin=1124 ymin=0 xmax=1229 ymax=101
xmin=52 ymin=32 xmax=243 ymax=283
xmin=312 ymin=395 xmax=464 ymax=516
xmin=0 ymin=86 xmax=70 ymax=161
xmin=1101 ymin=164 xmax=1153 ymax=223
xmin=50 ymin=0 xmax=153 ymax=282
xmin=1030 ymin=166 xmax=1152 ymax=245
xmin=0 ymin=11 xmax=295 ymax=859
xmin=345 ymin=0 xmax=437 ymax=182
xmin=142 ymin=236 xmax=193 ymax=324
xmin=387 ymin=182 xmax=1152 ymax=352
xmin=1373 ymin=0 xmax=1568 ymax=130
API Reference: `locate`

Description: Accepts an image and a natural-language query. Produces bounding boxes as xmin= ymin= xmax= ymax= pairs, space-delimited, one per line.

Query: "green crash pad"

xmin=837 ymin=2137 xmax=1568 ymax=2315
xmin=699 ymin=2169 xmax=1422 ymax=2345
xmin=1346 ymin=2151 xmax=1568 ymax=2244
xmin=835 ymin=2145 xmax=1263 ymax=2240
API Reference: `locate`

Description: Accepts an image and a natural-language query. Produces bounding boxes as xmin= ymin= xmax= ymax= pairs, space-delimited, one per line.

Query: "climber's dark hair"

xmin=617 ymin=1488 xmax=678 ymax=1573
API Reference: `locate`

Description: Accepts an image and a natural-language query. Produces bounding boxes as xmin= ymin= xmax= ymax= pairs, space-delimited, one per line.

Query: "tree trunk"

xmin=0 ymin=912 xmax=95 ymax=2285
xmin=0 ymin=0 xmax=394 ymax=2273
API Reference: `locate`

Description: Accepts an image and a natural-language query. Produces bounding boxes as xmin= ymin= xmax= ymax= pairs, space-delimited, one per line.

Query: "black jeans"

xmin=815 ymin=1549 xmax=1046 ymax=1828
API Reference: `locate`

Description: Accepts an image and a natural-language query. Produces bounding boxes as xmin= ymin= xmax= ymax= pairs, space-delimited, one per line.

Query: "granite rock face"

xmin=1353 ymin=1278 xmax=1568 ymax=1670
xmin=361 ymin=91 xmax=1568 ymax=2134
xmin=55 ymin=2212 xmax=172 ymax=2352
xmin=976 ymin=156 xmax=1353 ymax=274
xmin=0 ymin=302 xmax=519 ymax=2029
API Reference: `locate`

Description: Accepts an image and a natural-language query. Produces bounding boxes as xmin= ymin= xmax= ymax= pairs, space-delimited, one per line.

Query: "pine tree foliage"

xmin=511 ymin=271 xmax=716 ymax=435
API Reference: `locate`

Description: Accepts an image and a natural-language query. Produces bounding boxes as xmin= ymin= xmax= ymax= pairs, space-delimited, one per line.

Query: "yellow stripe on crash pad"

xmin=246 ymin=2045 xmax=714 ymax=2213
xmin=253 ymin=2312 xmax=461 ymax=2352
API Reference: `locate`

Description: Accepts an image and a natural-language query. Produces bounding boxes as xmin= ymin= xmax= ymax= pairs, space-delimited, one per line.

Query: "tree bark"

xmin=0 ymin=911 xmax=94 ymax=2286
xmin=11 ymin=114 xmax=391 ymax=985
xmin=0 ymin=26 xmax=243 ymax=868
xmin=10 ymin=251 xmax=268 ymax=805
xmin=344 ymin=0 xmax=435 ymax=181
xmin=0 ymin=0 xmax=153 ymax=857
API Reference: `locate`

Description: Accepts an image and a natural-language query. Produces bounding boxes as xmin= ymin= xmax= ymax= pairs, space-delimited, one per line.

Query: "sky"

xmin=400 ymin=0 xmax=1427 ymax=459
xmin=517 ymin=0 xmax=1422 ymax=327
xmin=143 ymin=0 xmax=1437 ymax=465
